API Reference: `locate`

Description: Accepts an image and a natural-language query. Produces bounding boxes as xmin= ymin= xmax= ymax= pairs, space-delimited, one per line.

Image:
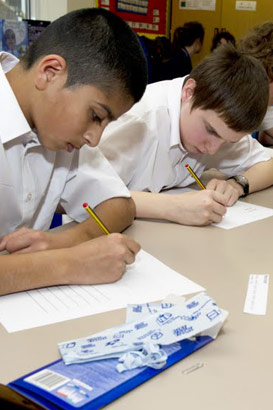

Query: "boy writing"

xmin=100 ymin=45 xmax=273 ymax=226
xmin=0 ymin=8 xmax=148 ymax=296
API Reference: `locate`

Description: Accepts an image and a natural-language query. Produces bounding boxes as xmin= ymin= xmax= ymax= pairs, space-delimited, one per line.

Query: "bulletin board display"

xmin=96 ymin=0 xmax=171 ymax=38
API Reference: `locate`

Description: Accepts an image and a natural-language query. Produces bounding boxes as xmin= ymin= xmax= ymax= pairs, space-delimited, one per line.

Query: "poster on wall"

xmin=23 ymin=19 xmax=51 ymax=47
xmin=235 ymin=1 xmax=256 ymax=11
xmin=0 ymin=19 xmax=51 ymax=59
xmin=96 ymin=0 xmax=170 ymax=37
xmin=0 ymin=19 xmax=28 ymax=58
xmin=179 ymin=0 xmax=216 ymax=11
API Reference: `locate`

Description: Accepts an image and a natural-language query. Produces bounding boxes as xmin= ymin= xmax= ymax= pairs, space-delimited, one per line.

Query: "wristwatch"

xmin=227 ymin=175 xmax=249 ymax=197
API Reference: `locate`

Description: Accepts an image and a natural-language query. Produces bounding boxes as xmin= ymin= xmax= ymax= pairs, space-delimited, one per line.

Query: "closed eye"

xmin=91 ymin=110 xmax=102 ymax=124
xmin=205 ymin=124 xmax=221 ymax=138
xmin=203 ymin=118 xmax=224 ymax=139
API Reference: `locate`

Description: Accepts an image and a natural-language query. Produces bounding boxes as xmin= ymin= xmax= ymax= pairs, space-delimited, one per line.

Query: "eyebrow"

xmin=204 ymin=119 xmax=240 ymax=143
xmin=204 ymin=120 xmax=222 ymax=139
xmin=97 ymin=103 xmax=115 ymax=121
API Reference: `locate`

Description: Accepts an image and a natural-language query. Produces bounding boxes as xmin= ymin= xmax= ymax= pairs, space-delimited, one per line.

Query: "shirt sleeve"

xmin=99 ymin=113 xmax=150 ymax=188
xmin=204 ymin=134 xmax=272 ymax=176
xmin=60 ymin=147 xmax=130 ymax=223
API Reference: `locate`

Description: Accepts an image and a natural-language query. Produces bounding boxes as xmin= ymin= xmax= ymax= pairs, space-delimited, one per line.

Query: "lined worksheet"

xmin=0 ymin=250 xmax=204 ymax=332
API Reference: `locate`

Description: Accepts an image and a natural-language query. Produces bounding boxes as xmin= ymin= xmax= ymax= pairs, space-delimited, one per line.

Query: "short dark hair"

xmin=22 ymin=8 xmax=147 ymax=102
xmin=211 ymin=31 xmax=236 ymax=52
xmin=238 ymin=22 xmax=273 ymax=82
xmin=172 ymin=22 xmax=204 ymax=52
xmin=189 ymin=44 xmax=269 ymax=132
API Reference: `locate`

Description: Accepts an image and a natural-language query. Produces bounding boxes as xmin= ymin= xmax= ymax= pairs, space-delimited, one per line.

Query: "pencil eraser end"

xmin=185 ymin=164 xmax=189 ymax=168
xmin=83 ymin=203 xmax=88 ymax=208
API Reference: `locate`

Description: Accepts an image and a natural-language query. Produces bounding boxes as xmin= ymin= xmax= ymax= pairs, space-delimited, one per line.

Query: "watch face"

xmin=235 ymin=175 xmax=249 ymax=195
xmin=236 ymin=175 xmax=248 ymax=185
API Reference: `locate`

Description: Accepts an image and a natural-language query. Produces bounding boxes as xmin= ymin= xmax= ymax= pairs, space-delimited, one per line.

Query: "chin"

xmin=43 ymin=142 xmax=59 ymax=151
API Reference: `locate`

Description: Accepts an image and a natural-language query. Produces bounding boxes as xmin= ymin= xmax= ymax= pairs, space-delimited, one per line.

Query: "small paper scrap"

xmin=244 ymin=274 xmax=269 ymax=315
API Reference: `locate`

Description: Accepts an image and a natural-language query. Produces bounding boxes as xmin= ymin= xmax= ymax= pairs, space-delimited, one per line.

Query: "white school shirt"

xmin=0 ymin=52 xmax=130 ymax=237
xmin=100 ymin=77 xmax=271 ymax=192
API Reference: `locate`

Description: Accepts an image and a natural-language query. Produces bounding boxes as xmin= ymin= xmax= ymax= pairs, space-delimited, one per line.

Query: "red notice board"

xmin=96 ymin=0 xmax=171 ymax=38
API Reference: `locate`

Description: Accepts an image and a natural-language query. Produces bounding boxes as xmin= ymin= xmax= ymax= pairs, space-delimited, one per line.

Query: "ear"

xmin=34 ymin=55 xmax=67 ymax=91
xmin=181 ymin=78 xmax=196 ymax=104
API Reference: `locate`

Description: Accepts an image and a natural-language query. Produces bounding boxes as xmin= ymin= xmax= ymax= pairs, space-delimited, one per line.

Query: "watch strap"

xmin=227 ymin=175 xmax=249 ymax=197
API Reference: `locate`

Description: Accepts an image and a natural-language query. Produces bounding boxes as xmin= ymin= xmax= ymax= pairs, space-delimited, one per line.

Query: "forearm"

xmin=0 ymin=250 xmax=70 ymax=296
xmin=0 ymin=233 xmax=141 ymax=295
xmin=131 ymin=190 xmax=227 ymax=226
xmin=131 ymin=191 xmax=171 ymax=220
xmin=242 ymin=158 xmax=273 ymax=193
xmin=50 ymin=197 xmax=136 ymax=248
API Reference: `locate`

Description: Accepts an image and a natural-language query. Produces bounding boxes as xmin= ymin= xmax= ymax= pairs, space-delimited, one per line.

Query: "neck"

xmin=5 ymin=62 xmax=34 ymax=128
xmin=184 ymin=45 xmax=194 ymax=57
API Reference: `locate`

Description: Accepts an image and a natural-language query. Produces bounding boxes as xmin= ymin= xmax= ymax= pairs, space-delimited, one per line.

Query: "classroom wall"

xmin=30 ymin=0 xmax=66 ymax=21
xmin=171 ymin=0 xmax=273 ymax=67
xmin=30 ymin=0 xmax=96 ymax=22
xmin=67 ymin=0 xmax=96 ymax=13
xmin=222 ymin=0 xmax=273 ymax=40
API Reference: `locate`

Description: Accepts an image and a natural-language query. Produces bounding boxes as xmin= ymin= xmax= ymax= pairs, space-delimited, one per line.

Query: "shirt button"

xmin=26 ymin=193 xmax=32 ymax=202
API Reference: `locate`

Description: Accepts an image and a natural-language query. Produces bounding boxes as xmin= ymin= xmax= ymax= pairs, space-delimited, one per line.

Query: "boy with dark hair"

xmin=238 ymin=22 xmax=273 ymax=146
xmin=0 ymin=8 xmax=148 ymax=296
xmin=100 ymin=45 xmax=273 ymax=226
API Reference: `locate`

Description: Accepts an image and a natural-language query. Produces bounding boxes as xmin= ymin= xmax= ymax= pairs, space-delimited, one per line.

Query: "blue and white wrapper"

xmin=58 ymin=292 xmax=228 ymax=372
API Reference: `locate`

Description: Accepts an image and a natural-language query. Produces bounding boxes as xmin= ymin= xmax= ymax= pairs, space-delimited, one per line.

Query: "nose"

xmin=83 ymin=126 xmax=105 ymax=148
xmin=206 ymin=138 xmax=225 ymax=155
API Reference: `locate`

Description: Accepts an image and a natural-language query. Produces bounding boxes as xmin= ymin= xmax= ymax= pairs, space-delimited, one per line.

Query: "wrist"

xmin=227 ymin=179 xmax=244 ymax=197
xmin=227 ymin=175 xmax=249 ymax=198
xmin=52 ymin=248 xmax=75 ymax=285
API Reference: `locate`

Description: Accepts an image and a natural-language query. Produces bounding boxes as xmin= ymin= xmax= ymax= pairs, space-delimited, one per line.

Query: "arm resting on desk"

xmin=131 ymin=190 xmax=227 ymax=226
xmin=0 ymin=197 xmax=136 ymax=254
xmin=240 ymin=158 xmax=273 ymax=193
xmin=131 ymin=159 xmax=273 ymax=226
xmin=207 ymin=158 xmax=273 ymax=205
xmin=0 ymin=232 xmax=140 ymax=296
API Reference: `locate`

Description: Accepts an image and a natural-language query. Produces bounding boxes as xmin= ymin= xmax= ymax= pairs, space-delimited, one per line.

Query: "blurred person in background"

xmin=211 ymin=30 xmax=236 ymax=52
xmin=238 ymin=22 xmax=273 ymax=146
xmin=162 ymin=22 xmax=204 ymax=80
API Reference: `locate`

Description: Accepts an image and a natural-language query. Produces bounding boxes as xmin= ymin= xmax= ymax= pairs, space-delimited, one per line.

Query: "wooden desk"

xmin=1 ymin=187 xmax=273 ymax=409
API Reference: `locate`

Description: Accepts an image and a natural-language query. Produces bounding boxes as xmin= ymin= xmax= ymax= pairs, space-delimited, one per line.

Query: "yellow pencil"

xmin=185 ymin=164 xmax=206 ymax=190
xmin=83 ymin=202 xmax=110 ymax=235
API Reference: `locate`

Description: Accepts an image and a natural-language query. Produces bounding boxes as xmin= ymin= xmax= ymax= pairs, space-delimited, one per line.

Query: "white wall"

xmin=30 ymin=0 xmax=96 ymax=22
xmin=67 ymin=0 xmax=96 ymax=13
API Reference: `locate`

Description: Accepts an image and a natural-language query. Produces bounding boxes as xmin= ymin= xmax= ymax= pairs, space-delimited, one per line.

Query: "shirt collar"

xmin=0 ymin=52 xmax=32 ymax=144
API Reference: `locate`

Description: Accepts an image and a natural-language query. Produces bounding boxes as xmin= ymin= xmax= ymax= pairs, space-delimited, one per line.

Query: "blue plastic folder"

xmin=9 ymin=336 xmax=212 ymax=410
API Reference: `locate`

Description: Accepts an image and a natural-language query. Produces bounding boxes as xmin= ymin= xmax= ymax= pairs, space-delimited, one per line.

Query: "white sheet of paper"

xmin=244 ymin=274 xmax=269 ymax=315
xmin=163 ymin=188 xmax=273 ymax=229
xmin=0 ymin=250 xmax=204 ymax=333
xmin=213 ymin=201 xmax=273 ymax=230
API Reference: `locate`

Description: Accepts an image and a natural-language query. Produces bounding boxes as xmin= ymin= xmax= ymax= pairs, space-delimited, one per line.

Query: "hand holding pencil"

xmin=181 ymin=163 xmax=230 ymax=225
xmin=185 ymin=163 xmax=239 ymax=207
xmin=75 ymin=202 xmax=140 ymax=283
